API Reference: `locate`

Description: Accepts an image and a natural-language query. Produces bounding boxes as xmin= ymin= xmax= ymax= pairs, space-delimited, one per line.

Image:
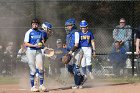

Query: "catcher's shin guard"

xmin=73 ymin=64 xmax=85 ymax=86
xmin=67 ymin=64 xmax=74 ymax=75
xmin=74 ymin=74 xmax=84 ymax=86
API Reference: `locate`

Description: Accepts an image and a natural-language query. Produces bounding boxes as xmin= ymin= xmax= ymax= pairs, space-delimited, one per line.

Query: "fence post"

xmin=131 ymin=1 xmax=135 ymax=76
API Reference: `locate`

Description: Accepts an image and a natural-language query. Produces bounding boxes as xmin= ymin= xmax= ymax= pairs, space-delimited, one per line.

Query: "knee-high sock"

xmin=30 ymin=74 xmax=35 ymax=87
xmin=82 ymin=67 xmax=87 ymax=75
xmin=39 ymin=70 xmax=44 ymax=85
xmin=87 ymin=65 xmax=92 ymax=73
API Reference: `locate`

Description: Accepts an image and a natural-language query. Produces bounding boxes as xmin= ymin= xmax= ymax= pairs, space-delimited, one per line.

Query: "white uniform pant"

xmin=26 ymin=49 xmax=43 ymax=75
xmin=81 ymin=47 xmax=92 ymax=67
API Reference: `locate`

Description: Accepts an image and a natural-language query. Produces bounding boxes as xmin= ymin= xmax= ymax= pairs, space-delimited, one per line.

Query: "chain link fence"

xmin=0 ymin=0 xmax=139 ymax=80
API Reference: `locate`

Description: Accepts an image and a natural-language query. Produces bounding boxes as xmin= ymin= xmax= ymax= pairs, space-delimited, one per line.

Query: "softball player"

xmin=79 ymin=20 xmax=96 ymax=79
xmin=41 ymin=22 xmax=53 ymax=42
xmin=17 ymin=43 xmax=28 ymax=63
xmin=65 ymin=18 xmax=86 ymax=89
xmin=24 ymin=19 xmax=46 ymax=92
xmin=34 ymin=21 xmax=53 ymax=89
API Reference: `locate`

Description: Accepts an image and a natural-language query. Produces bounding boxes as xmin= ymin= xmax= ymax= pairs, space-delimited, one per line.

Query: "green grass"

xmin=0 ymin=76 xmax=19 ymax=85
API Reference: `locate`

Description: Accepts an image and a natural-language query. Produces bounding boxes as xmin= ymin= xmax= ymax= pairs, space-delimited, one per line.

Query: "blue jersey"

xmin=66 ymin=29 xmax=79 ymax=51
xmin=50 ymin=47 xmax=67 ymax=62
xmin=41 ymin=30 xmax=48 ymax=42
xmin=79 ymin=31 xmax=94 ymax=47
xmin=24 ymin=29 xmax=44 ymax=50
xmin=55 ymin=48 xmax=67 ymax=60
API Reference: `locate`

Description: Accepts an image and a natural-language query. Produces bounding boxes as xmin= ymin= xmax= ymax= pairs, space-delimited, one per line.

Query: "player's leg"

xmin=35 ymin=64 xmax=39 ymax=86
xmin=26 ymin=50 xmax=38 ymax=91
xmin=36 ymin=50 xmax=46 ymax=91
xmin=50 ymin=61 xmax=55 ymax=77
xmin=67 ymin=57 xmax=74 ymax=76
xmin=72 ymin=64 xmax=81 ymax=89
xmin=85 ymin=47 xmax=94 ymax=79
xmin=56 ymin=62 xmax=61 ymax=76
xmin=81 ymin=56 xmax=87 ymax=76
xmin=72 ymin=49 xmax=86 ymax=89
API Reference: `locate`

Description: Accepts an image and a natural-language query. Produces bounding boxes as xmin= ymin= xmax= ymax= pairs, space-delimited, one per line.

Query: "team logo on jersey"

xmin=55 ymin=50 xmax=63 ymax=54
xmin=31 ymin=35 xmax=41 ymax=39
xmin=81 ymin=36 xmax=90 ymax=40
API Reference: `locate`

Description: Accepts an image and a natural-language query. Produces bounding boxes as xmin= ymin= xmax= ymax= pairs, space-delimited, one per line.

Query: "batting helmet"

xmin=80 ymin=20 xmax=88 ymax=27
xmin=65 ymin=18 xmax=76 ymax=26
xmin=31 ymin=18 xmax=40 ymax=25
xmin=42 ymin=22 xmax=52 ymax=31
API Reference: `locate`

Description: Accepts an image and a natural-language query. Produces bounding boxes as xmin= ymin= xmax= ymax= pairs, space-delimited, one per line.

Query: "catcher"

xmin=62 ymin=18 xmax=87 ymax=89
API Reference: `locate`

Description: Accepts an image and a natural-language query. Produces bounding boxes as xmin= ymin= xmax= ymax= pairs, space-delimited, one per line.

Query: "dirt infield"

xmin=0 ymin=81 xmax=140 ymax=93
xmin=1 ymin=69 xmax=140 ymax=93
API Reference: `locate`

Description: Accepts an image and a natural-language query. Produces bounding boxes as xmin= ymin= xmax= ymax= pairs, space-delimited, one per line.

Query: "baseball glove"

xmin=62 ymin=54 xmax=72 ymax=64
xmin=44 ymin=47 xmax=54 ymax=57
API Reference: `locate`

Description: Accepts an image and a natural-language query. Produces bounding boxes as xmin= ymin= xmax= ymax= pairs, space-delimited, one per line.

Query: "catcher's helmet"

xmin=42 ymin=22 xmax=52 ymax=30
xmin=80 ymin=20 xmax=88 ymax=27
xmin=65 ymin=18 xmax=76 ymax=26
xmin=31 ymin=18 xmax=40 ymax=25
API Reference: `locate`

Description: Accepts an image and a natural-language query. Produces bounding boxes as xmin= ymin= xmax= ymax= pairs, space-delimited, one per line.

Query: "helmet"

xmin=65 ymin=18 xmax=76 ymax=26
xmin=31 ymin=18 xmax=40 ymax=25
xmin=80 ymin=20 xmax=88 ymax=27
xmin=42 ymin=22 xmax=52 ymax=31
xmin=42 ymin=22 xmax=53 ymax=37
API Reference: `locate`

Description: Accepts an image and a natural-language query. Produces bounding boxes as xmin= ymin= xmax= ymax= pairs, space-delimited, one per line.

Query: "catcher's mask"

xmin=65 ymin=18 xmax=77 ymax=33
xmin=44 ymin=47 xmax=54 ymax=57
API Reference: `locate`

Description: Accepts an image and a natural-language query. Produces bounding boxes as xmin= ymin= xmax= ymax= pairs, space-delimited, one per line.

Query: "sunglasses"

xmin=120 ymin=22 xmax=125 ymax=23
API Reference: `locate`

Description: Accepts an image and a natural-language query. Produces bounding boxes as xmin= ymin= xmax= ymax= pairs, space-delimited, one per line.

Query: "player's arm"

xmin=136 ymin=39 xmax=140 ymax=54
xmin=24 ymin=30 xmax=37 ymax=48
xmin=42 ymin=31 xmax=48 ymax=44
xmin=136 ymin=30 xmax=140 ymax=54
xmin=91 ymin=39 xmax=96 ymax=51
xmin=68 ymin=32 xmax=79 ymax=54
xmin=24 ymin=42 xmax=38 ymax=47
xmin=91 ymin=39 xmax=96 ymax=54
xmin=91 ymin=32 xmax=96 ymax=57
